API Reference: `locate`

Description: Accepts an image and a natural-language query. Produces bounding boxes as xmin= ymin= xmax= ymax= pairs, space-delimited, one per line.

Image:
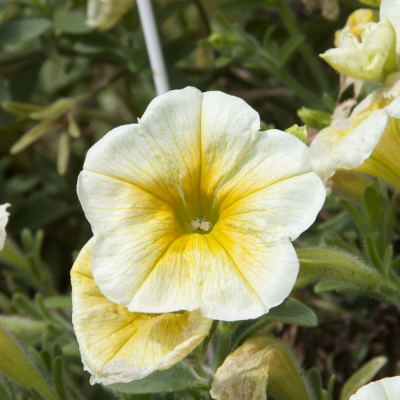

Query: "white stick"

xmin=136 ymin=0 xmax=170 ymax=95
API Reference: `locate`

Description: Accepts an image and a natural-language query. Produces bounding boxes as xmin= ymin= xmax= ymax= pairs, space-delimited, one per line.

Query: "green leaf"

xmin=340 ymin=356 xmax=387 ymax=400
xmin=285 ymin=124 xmax=307 ymax=143
xmin=43 ymin=296 xmax=72 ymax=309
xmin=57 ymin=133 xmax=70 ymax=176
xmin=107 ymin=363 xmax=201 ymax=394
xmin=0 ymin=326 xmax=58 ymax=400
xmin=53 ymin=9 xmax=92 ymax=34
xmin=307 ymin=368 xmax=323 ymax=400
xmin=279 ymin=35 xmax=305 ymax=66
xmin=0 ymin=18 xmax=52 ymax=45
xmin=10 ymin=120 xmax=55 ymax=154
xmin=2 ymin=101 xmax=47 ymax=116
xmin=295 ymin=248 xmax=389 ymax=290
xmin=0 ymin=316 xmax=46 ymax=347
xmin=297 ymin=107 xmax=331 ymax=130
xmin=264 ymin=297 xmax=318 ymax=327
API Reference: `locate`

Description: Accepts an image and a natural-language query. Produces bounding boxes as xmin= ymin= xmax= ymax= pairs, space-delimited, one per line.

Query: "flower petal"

xmin=79 ymin=87 xmax=202 ymax=213
xmin=71 ymin=237 xmax=211 ymax=385
xmin=216 ymin=130 xmax=325 ymax=240
xmin=310 ymin=104 xmax=388 ymax=178
xmin=350 ymin=377 xmax=400 ymax=400
xmin=199 ymin=91 xmax=260 ymax=200
xmin=320 ymin=19 xmax=397 ymax=82
xmin=0 ymin=204 xmax=10 ymax=251
xmin=380 ymin=0 xmax=400 ymax=57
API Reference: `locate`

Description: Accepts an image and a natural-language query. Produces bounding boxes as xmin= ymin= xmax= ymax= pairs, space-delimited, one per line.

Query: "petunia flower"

xmin=310 ymin=78 xmax=400 ymax=187
xmin=321 ymin=2 xmax=399 ymax=82
xmin=71 ymin=237 xmax=212 ymax=385
xmin=350 ymin=376 xmax=400 ymax=400
xmin=0 ymin=204 xmax=10 ymax=251
xmin=77 ymin=87 xmax=325 ymax=321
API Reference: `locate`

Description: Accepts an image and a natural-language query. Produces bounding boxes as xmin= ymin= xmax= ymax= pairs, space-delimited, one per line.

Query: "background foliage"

xmin=1 ymin=0 xmax=399 ymax=399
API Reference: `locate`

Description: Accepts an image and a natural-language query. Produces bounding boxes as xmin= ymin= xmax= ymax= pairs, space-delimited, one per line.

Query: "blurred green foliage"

xmin=1 ymin=0 xmax=400 ymax=399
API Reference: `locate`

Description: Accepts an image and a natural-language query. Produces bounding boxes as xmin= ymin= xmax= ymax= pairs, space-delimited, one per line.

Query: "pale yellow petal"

xmin=71 ymin=238 xmax=212 ymax=385
xmin=350 ymin=377 xmax=400 ymax=400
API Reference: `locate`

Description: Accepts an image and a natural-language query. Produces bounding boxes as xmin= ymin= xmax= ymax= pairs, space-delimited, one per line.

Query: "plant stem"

xmin=136 ymin=0 xmax=170 ymax=94
xmin=277 ymin=0 xmax=329 ymax=94
xmin=213 ymin=330 xmax=229 ymax=372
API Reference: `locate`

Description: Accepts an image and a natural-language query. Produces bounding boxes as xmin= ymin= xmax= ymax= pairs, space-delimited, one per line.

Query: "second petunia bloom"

xmin=77 ymin=87 xmax=325 ymax=321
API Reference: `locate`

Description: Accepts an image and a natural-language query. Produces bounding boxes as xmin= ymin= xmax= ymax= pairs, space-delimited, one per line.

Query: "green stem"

xmin=230 ymin=321 xmax=277 ymax=352
xmin=213 ymin=330 xmax=229 ymax=372
xmin=277 ymin=0 xmax=329 ymax=94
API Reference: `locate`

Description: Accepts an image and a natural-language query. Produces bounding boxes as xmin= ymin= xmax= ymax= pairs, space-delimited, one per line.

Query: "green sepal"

xmin=285 ymin=124 xmax=307 ymax=143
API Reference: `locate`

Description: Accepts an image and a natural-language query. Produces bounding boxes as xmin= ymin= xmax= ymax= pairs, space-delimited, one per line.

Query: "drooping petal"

xmin=350 ymin=377 xmax=400 ymax=400
xmin=0 ymin=204 xmax=10 ymax=251
xmin=71 ymin=237 xmax=212 ymax=385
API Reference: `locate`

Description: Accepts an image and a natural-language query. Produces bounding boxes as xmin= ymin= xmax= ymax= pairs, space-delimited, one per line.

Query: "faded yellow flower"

xmin=77 ymin=87 xmax=325 ymax=321
xmin=211 ymin=336 xmax=310 ymax=400
xmin=71 ymin=237 xmax=212 ymax=385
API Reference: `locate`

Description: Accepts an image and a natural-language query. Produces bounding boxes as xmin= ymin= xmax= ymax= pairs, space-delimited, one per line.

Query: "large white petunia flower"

xmin=0 ymin=204 xmax=10 ymax=251
xmin=71 ymin=237 xmax=212 ymax=385
xmin=77 ymin=87 xmax=325 ymax=321
xmin=350 ymin=376 xmax=400 ymax=400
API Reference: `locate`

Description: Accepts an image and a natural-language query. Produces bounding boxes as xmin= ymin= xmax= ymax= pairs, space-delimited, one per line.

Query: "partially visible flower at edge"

xmin=71 ymin=237 xmax=212 ymax=385
xmin=87 ymin=0 xmax=135 ymax=31
xmin=321 ymin=1 xmax=400 ymax=82
xmin=210 ymin=336 xmax=310 ymax=400
xmin=0 ymin=204 xmax=10 ymax=251
xmin=77 ymin=87 xmax=326 ymax=322
xmin=310 ymin=90 xmax=400 ymax=186
xmin=350 ymin=376 xmax=400 ymax=399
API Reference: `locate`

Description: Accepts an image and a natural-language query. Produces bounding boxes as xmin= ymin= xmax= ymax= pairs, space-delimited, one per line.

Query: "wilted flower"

xmin=77 ymin=87 xmax=325 ymax=321
xmin=0 ymin=204 xmax=10 ymax=251
xmin=350 ymin=376 xmax=400 ymax=399
xmin=211 ymin=336 xmax=310 ymax=400
xmin=310 ymin=94 xmax=400 ymax=182
xmin=71 ymin=237 xmax=212 ymax=385
xmin=87 ymin=0 xmax=135 ymax=31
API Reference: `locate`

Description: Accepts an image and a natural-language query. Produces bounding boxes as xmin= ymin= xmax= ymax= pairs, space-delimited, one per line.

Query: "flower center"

xmin=190 ymin=215 xmax=213 ymax=233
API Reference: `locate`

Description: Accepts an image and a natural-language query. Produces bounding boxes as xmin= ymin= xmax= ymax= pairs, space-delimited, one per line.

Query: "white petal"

xmin=216 ymin=130 xmax=325 ymax=240
xmin=350 ymin=377 xmax=400 ymax=400
xmin=0 ymin=204 xmax=10 ymax=251
xmin=380 ymin=0 xmax=400 ymax=57
xmin=310 ymin=107 xmax=389 ymax=178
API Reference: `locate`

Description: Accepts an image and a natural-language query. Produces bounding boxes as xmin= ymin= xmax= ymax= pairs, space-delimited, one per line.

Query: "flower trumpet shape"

xmin=350 ymin=376 xmax=400 ymax=399
xmin=71 ymin=237 xmax=212 ymax=385
xmin=321 ymin=2 xmax=399 ymax=82
xmin=310 ymin=93 xmax=400 ymax=182
xmin=0 ymin=204 xmax=10 ymax=251
xmin=77 ymin=87 xmax=325 ymax=321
